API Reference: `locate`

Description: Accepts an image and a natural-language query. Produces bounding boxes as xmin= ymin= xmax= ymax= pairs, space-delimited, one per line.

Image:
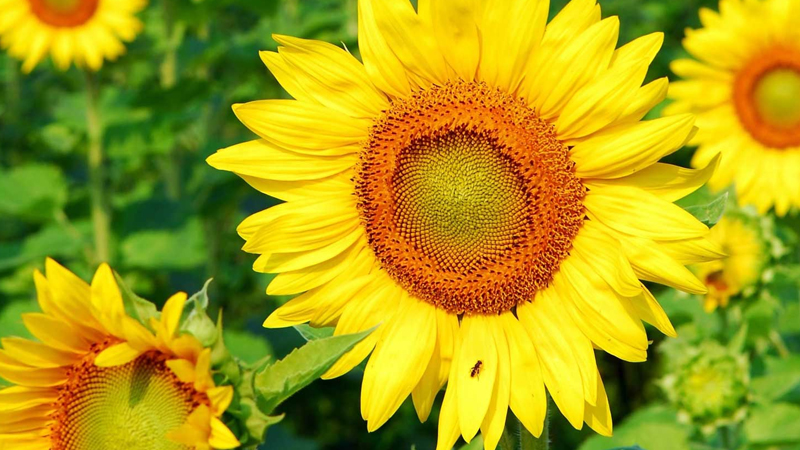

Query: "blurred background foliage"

xmin=1 ymin=0 xmax=799 ymax=449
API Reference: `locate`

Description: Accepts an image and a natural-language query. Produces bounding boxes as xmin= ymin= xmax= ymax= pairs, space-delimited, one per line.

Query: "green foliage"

xmin=579 ymin=406 xmax=690 ymax=450
xmin=683 ymin=192 xmax=728 ymax=228
xmin=254 ymin=328 xmax=374 ymax=415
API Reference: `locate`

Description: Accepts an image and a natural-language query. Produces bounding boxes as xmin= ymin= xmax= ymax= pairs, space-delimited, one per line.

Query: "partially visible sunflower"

xmin=208 ymin=0 xmax=724 ymax=447
xmin=0 ymin=0 xmax=147 ymax=72
xmin=667 ymin=0 xmax=800 ymax=216
xmin=692 ymin=215 xmax=767 ymax=312
xmin=0 ymin=259 xmax=240 ymax=450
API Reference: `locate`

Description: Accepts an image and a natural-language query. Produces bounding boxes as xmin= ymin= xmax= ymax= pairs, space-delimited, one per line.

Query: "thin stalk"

xmin=499 ymin=395 xmax=550 ymax=450
xmin=85 ymin=70 xmax=111 ymax=264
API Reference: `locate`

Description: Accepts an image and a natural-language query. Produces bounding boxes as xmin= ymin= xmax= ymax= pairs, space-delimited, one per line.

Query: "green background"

xmin=2 ymin=1 xmax=799 ymax=449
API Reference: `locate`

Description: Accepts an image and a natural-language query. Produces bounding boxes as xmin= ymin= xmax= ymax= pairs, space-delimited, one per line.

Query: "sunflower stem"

xmin=499 ymin=396 xmax=550 ymax=450
xmin=85 ymin=70 xmax=111 ymax=264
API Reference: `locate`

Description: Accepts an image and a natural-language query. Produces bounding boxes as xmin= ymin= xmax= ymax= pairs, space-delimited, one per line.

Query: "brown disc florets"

xmin=29 ymin=0 xmax=99 ymax=27
xmin=355 ymin=80 xmax=585 ymax=315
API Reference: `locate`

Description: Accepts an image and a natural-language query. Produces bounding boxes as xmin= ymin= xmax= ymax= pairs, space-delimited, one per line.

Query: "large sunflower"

xmin=208 ymin=0 xmax=723 ymax=447
xmin=667 ymin=0 xmax=800 ymax=216
xmin=692 ymin=215 xmax=767 ymax=312
xmin=0 ymin=0 xmax=146 ymax=72
xmin=0 ymin=259 xmax=240 ymax=450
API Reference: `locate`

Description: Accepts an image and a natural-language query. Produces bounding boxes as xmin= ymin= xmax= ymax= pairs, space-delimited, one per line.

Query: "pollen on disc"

xmin=51 ymin=349 xmax=204 ymax=450
xmin=356 ymin=80 xmax=586 ymax=315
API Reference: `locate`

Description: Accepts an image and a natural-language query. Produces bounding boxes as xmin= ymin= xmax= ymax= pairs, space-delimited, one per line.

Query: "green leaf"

xmin=458 ymin=435 xmax=485 ymax=450
xmin=293 ymin=324 xmax=334 ymax=341
xmin=751 ymin=356 xmax=800 ymax=403
xmin=579 ymin=405 xmax=690 ymax=450
xmin=0 ymin=164 xmax=68 ymax=221
xmin=683 ymin=192 xmax=728 ymax=227
xmin=0 ymin=222 xmax=90 ymax=271
xmin=254 ymin=327 xmax=374 ymax=415
xmin=745 ymin=403 xmax=800 ymax=444
xmin=120 ymin=218 xmax=207 ymax=270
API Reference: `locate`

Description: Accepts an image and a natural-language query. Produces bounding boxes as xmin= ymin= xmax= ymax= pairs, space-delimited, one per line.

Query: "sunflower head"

xmin=661 ymin=341 xmax=749 ymax=432
xmin=0 ymin=0 xmax=147 ymax=72
xmin=692 ymin=213 xmax=768 ymax=312
xmin=0 ymin=259 xmax=240 ymax=450
xmin=668 ymin=0 xmax=800 ymax=216
xmin=208 ymin=0 xmax=723 ymax=447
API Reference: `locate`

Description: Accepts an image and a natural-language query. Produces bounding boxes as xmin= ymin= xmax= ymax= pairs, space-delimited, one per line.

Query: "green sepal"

xmin=113 ymin=272 xmax=158 ymax=326
xmin=683 ymin=192 xmax=728 ymax=228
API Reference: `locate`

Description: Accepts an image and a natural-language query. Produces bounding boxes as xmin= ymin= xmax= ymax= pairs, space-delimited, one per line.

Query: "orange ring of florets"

xmin=733 ymin=46 xmax=800 ymax=149
xmin=355 ymin=80 xmax=585 ymax=315
xmin=28 ymin=0 xmax=99 ymax=28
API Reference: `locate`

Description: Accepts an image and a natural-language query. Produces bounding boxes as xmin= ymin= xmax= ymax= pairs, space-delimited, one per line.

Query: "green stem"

xmin=499 ymin=396 xmax=550 ymax=450
xmin=85 ymin=70 xmax=111 ymax=264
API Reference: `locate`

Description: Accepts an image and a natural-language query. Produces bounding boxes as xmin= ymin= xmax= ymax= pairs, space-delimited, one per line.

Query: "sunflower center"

xmin=28 ymin=0 xmax=99 ymax=27
xmin=51 ymin=346 xmax=206 ymax=450
xmin=733 ymin=46 xmax=800 ymax=148
xmin=356 ymin=80 xmax=585 ymax=315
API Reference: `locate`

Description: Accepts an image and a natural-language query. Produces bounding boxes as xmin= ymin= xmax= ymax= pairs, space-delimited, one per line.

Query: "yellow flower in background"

xmin=692 ymin=216 xmax=767 ymax=312
xmin=208 ymin=0 xmax=723 ymax=447
xmin=0 ymin=0 xmax=147 ymax=72
xmin=0 ymin=259 xmax=239 ymax=450
xmin=667 ymin=0 xmax=800 ymax=216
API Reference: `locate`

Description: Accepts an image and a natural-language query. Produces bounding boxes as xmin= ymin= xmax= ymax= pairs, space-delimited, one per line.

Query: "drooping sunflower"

xmin=208 ymin=0 xmax=723 ymax=447
xmin=0 ymin=0 xmax=147 ymax=72
xmin=0 ymin=259 xmax=240 ymax=450
xmin=667 ymin=0 xmax=800 ymax=216
xmin=692 ymin=215 xmax=767 ymax=312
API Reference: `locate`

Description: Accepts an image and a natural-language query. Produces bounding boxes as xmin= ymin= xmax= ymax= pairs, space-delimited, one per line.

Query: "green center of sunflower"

xmin=393 ymin=128 xmax=529 ymax=271
xmin=28 ymin=0 xmax=98 ymax=27
xmin=753 ymin=69 xmax=800 ymax=129
xmin=51 ymin=349 xmax=204 ymax=450
xmin=356 ymin=81 xmax=585 ymax=315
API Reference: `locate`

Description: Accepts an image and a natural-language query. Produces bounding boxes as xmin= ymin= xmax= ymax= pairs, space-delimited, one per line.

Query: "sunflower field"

xmin=1 ymin=0 xmax=800 ymax=449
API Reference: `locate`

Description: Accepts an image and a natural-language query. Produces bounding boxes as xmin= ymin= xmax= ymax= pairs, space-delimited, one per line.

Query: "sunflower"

xmin=207 ymin=0 xmax=724 ymax=447
xmin=0 ymin=0 xmax=147 ymax=72
xmin=667 ymin=0 xmax=800 ymax=216
xmin=0 ymin=259 xmax=240 ymax=450
xmin=691 ymin=215 xmax=767 ymax=312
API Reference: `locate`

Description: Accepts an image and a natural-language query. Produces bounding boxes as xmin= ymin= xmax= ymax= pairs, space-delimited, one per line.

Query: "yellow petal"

xmin=362 ymin=296 xmax=437 ymax=431
xmin=658 ymin=235 xmax=726 ymax=264
xmin=431 ymin=0 xmax=480 ymax=80
xmin=166 ymin=359 xmax=197 ymax=384
xmin=456 ymin=315 xmax=498 ymax=442
xmin=632 ymin=285 xmax=677 ymax=338
xmin=161 ymin=292 xmax=187 ymax=338
xmin=583 ymin=371 xmax=612 ymax=436
xmin=584 ymin=185 xmax=709 ymax=241
xmin=503 ymin=314 xmax=546 ymax=438
xmin=478 ymin=0 xmax=548 ymax=92
xmin=616 ymin=233 xmax=708 ymax=294
xmin=610 ymin=32 xmax=663 ymax=69
xmin=556 ymin=57 xmax=649 ymax=139
xmin=572 ymin=222 xmax=642 ymax=297
xmin=271 ymin=35 xmax=389 ymax=118
xmin=0 ymin=338 xmax=77 ymax=368
xmin=366 ymin=0 xmax=449 ymax=86
xmin=266 ymin=240 xmax=366 ymax=297
xmin=411 ymin=308 xmax=458 ymax=422
xmin=435 ymin=374 xmax=461 ymax=450
xmin=480 ymin=317 xmax=511 ymax=450
xmin=207 ymin=386 xmax=234 ymax=416
xmin=572 ymin=114 xmax=697 ymax=179
xmin=614 ymin=77 xmax=669 ymax=125
xmin=21 ymin=313 xmax=91 ymax=354
xmin=90 ymin=263 xmax=125 ymax=333
xmin=94 ymin=342 xmax=142 ymax=367
xmin=357 ymin=0 xmax=412 ymax=97
xmin=208 ymin=417 xmax=240 ymax=449
xmin=588 ymin=154 xmax=720 ymax=203
xmin=517 ymin=292 xmax=584 ymax=429
xmin=254 ymin=227 xmax=364 ymax=274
